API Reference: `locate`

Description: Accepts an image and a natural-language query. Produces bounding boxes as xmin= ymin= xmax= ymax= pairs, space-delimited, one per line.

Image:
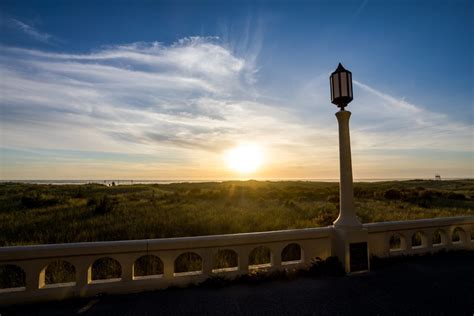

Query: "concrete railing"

xmin=366 ymin=216 xmax=474 ymax=257
xmin=1 ymin=216 xmax=473 ymax=305
xmin=0 ymin=227 xmax=333 ymax=305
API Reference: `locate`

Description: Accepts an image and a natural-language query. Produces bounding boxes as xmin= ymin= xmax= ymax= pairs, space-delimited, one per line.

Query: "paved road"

xmin=2 ymin=252 xmax=474 ymax=315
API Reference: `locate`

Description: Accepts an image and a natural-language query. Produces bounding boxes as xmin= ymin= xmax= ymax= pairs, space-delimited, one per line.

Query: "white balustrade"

xmin=1 ymin=216 xmax=473 ymax=306
xmin=0 ymin=226 xmax=332 ymax=305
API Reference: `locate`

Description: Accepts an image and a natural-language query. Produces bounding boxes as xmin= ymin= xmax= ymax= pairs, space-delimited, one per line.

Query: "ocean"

xmin=0 ymin=178 xmax=465 ymax=185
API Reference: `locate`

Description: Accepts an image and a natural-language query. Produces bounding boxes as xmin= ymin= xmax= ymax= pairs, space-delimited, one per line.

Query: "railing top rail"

xmin=363 ymin=216 xmax=474 ymax=233
xmin=1 ymin=216 xmax=472 ymax=262
xmin=0 ymin=226 xmax=333 ymax=262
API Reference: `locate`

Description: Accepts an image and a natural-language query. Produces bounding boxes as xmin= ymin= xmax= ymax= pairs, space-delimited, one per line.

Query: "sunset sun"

xmin=226 ymin=144 xmax=264 ymax=174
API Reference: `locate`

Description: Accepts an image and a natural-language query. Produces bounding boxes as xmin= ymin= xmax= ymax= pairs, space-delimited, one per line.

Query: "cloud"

xmin=352 ymin=0 xmax=370 ymax=19
xmin=351 ymin=80 xmax=473 ymax=151
xmin=296 ymin=73 xmax=472 ymax=152
xmin=7 ymin=18 xmax=54 ymax=44
xmin=1 ymin=37 xmax=330 ymax=179
xmin=0 ymin=37 xmax=472 ymax=179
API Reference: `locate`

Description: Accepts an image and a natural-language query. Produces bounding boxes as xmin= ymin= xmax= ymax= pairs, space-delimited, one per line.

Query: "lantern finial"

xmin=335 ymin=63 xmax=346 ymax=72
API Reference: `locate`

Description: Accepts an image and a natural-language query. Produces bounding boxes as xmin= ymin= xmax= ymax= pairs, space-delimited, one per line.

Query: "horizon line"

xmin=1 ymin=177 xmax=471 ymax=183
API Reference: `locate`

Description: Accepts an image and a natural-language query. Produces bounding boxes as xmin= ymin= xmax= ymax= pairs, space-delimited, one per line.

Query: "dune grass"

xmin=0 ymin=179 xmax=473 ymax=246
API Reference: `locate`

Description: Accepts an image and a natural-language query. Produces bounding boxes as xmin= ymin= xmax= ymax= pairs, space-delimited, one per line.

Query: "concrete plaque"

xmin=349 ymin=242 xmax=368 ymax=272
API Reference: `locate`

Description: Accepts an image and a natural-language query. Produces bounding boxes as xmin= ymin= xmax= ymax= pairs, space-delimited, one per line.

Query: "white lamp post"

xmin=330 ymin=63 xmax=361 ymax=228
xmin=329 ymin=63 xmax=368 ymax=273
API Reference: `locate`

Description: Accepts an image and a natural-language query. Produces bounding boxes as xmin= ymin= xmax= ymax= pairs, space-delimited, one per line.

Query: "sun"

xmin=226 ymin=144 xmax=263 ymax=174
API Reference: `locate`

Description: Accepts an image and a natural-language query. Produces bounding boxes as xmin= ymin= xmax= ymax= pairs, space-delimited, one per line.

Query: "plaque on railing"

xmin=349 ymin=242 xmax=368 ymax=272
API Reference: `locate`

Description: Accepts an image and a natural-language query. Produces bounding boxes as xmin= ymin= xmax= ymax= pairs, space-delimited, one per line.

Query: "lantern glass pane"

xmin=332 ymin=74 xmax=340 ymax=98
xmin=330 ymin=76 xmax=334 ymax=100
xmin=348 ymin=73 xmax=352 ymax=97
xmin=340 ymin=72 xmax=348 ymax=97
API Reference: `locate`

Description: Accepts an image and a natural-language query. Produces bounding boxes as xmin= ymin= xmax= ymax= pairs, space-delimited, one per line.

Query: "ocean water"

xmin=0 ymin=178 xmax=465 ymax=185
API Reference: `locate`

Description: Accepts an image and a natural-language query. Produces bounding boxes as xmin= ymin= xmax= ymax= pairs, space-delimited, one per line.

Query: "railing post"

xmin=72 ymin=258 xmax=91 ymax=297
xmin=237 ymin=247 xmax=249 ymax=275
xmin=24 ymin=261 xmax=42 ymax=293
xmin=426 ymin=231 xmax=433 ymax=250
xmin=201 ymin=249 xmax=213 ymax=276
xmin=270 ymin=245 xmax=282 ymax=270
xmin=161 ymin=253 xmax=175 ymax=280
xmin=116 ymin=255 xmax=133 ymax=282
xmin=406 ymin=232 xmax=413 ymax=251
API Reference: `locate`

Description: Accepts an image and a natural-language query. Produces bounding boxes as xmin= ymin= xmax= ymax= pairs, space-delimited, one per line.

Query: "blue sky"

xmin=0 ymin=0 xmax=473 ymax=180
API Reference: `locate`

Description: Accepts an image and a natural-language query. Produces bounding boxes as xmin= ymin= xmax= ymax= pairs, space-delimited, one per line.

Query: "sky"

xmin=0 ymin=0 xmax=473 ymax=180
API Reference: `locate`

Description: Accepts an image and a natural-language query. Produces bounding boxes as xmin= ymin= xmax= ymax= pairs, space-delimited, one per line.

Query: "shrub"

xmin=21 ymin=193 xmax=62 ymax=208
xmin=91 ymin=257 xmax=121 ymax=280
xmin=45 ymin=261 xmax=76 ymax=284
xmin=134 ymin=255 xmax=163 ymax=277
xmin=88 ymin=195 xmax=118 ymax=215
xmin=326 ymin=194 xmax=339 ymax=203
xmin=175 ymin=252 xmax=202 ymax=273
xmin=199 ymin=276 xmax=231 ymax=288
xmin=418 ymin=190 xmax=435 ymax=199
xmin=74 ymin=188 xmax=85 ymax=198
xmin=305 ymin=256 xmax=345 ymax=277
xmin=446 ymin=192 xmax=466 ymax=200
xmin=354 ymin=187 xmax=372 ymax=198
xmin=383 ymin=189 xmax=402 ymax=200
xmin=0 ymin=265 xmax=25 ymax=289
xmin=249 ymin=247 xmax=271 ymax=266
xmin=314 ymin=208 xmax=338 ymax=226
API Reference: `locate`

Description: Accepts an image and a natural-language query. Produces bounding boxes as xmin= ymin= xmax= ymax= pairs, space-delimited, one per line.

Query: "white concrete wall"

xmin=0 ymin=216 xmax=473 ymax=305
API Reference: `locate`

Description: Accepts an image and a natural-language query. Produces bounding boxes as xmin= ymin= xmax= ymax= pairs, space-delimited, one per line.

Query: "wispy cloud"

xmin=297 ymin=73 xmax=472 ymax=151
xmin=0 ymin=37 xmax=472 ymax=179
xmin=353 ymin=0 xmax=370 ymax=19
xmin=351 ymin=80 xmax=472 ymax=151
xmin=8 ymin=18 xmax=54 ymax=44
xmin=1 ymin=37 xmax=330 ymax=179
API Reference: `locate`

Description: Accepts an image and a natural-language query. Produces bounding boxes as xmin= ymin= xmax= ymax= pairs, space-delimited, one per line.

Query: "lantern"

xmin=330 ymin=63 xmax=353 ymax=109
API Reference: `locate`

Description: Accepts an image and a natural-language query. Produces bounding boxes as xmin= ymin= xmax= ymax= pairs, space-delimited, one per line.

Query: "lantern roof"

xmin=332 ymin=63 xmax=349 ymax=75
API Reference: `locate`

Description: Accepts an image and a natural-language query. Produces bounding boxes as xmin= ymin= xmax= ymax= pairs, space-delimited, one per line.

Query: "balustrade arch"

xmin=40 ymin=260 xmax=76 ymax=288
xmin=281 ymin=243 xmax=302 ymax=264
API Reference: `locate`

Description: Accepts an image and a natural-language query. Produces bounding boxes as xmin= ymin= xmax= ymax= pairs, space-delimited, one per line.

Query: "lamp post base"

xmin=333 ymin=226 xmax=370 ymax=274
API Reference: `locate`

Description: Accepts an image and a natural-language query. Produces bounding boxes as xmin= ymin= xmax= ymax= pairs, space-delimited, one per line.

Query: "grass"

xmin=1 ymin=180 xmax=472 ymax=291
xmin=0 ymin=179 xmax=473 ymax=246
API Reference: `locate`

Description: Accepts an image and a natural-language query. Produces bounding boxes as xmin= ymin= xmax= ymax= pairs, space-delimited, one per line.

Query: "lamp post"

xmin=329 ymin=63 xmax=368 ymax=273
xmin=330 ymin=63 xmax=361 ymax=228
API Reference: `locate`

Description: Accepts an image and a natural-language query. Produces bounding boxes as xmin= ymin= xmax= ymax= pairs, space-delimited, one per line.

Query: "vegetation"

xmin=0 ymin=180 xmax=473 ymax=246
xmin=369 ymin=249 xmax=474 ymax=270
xmin=199 ymin=256 xmax=345 ymax=288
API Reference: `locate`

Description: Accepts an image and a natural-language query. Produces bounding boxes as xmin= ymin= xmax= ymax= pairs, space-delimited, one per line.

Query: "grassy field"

xmin=1 ymin=180 xmax=473 ymax=246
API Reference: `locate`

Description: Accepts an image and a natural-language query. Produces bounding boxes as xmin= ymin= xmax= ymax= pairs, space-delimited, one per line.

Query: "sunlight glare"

xmin=226 ymin=144 xmax=264 ymax=174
